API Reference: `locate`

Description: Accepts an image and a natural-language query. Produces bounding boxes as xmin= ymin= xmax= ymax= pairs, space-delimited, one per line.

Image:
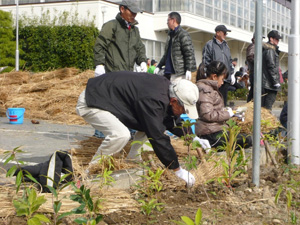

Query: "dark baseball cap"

xmin=151 ymin=59 xmax=157 ymax=66
xmin=120 ymin=0 xmax=143 ymax=13
xmin=267 ymin=30 xmax=282 ymax=39
xmin=215 ymin=25 xmax=231 ymax=33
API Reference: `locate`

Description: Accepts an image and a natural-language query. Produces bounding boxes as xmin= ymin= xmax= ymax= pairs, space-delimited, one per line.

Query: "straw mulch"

xmin=0 ymin=181 xmax=139 ymax=218
xmin=71 ymin=136 xmax=223 ymax=187
xmin=234 ymin=101 xmax=281 ymax=134
xmin=0 ymin=68 xmax=93 ymax=125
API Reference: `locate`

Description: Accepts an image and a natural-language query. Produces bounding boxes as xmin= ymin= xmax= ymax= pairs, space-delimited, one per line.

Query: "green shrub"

xmin=0 ymin=10 xmax=25 ymax=70
xmin=19 ymin=25 xmax=99 ymax=71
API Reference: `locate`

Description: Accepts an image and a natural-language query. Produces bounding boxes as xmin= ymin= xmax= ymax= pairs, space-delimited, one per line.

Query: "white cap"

xmin=172 ymin=80 xmax=199 ymax=119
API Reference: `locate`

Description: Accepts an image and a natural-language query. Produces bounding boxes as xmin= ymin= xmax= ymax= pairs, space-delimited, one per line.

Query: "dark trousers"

xmin=201 ymin=131 xmax=252 ymax=150
xmin=247 ymin=74 xmax=254 ymax=102
xmin=219 ymin=82 xmax=230 ymax=106
xmin=261 ymin=88 xmax=277 ymax=110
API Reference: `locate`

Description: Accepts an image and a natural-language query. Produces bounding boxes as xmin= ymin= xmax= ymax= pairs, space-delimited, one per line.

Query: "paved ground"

xmin=0 ymin=117 xmax=94 ymax=168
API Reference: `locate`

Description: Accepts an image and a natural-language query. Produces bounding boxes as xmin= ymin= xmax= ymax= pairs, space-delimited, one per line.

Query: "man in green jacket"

xmin=94 ymin=0 xmax=147 ymax=76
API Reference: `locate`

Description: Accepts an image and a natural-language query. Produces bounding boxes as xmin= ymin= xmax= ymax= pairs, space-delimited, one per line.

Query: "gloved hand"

xmin=174 ymin=167 xmax=195 ymax=188
xmin=185 ymin=70 xmax=192 ymax=80
xmin=274 ymin=83 xmax=280 ymax=88
xmin=230 ymin=74 xmax=236 ymax=85
xmin=227 ymin=107 xmax=234 ymax=117
xmin=154 ymin=67 xmax=160 ymax=74
xmin=193 ymin=137 xmax=211 ymax=150
xmin=95 ymin=65 xmax=105 ymax=77
xmin=135 ymin=66 xmax=142 ymax=72
xmin=140 ymin=62 xmax=147 ymax=72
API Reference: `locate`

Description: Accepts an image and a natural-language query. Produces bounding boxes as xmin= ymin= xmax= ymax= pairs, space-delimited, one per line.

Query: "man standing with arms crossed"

xmin=154 ymin=12 xmax=197 ymax=83
xmin=201 ymin=25 xmax=235 ymax=106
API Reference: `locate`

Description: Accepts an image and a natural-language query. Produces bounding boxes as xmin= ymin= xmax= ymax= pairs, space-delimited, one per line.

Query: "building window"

xmin=205 ymin=5 xmax=213 ymax=19
xmin=196 ymin=2 xmax=204 ymax=16
xmin=222 ymin=12 xmax=229 ymax=24
xmin=214 ymin=0 xmax=221 ymax=8
xmin=223 ymin=0 xmax=229 ymax=12
xmin=230 ymin=15 xmax=236 ymax=26
xmin=237 ymin=17 xmax=243 ymax=29
xmin=230 ymin=3 xmax=236 ymax=14
xmin=214 ymin=9 xmax=221 ymax=21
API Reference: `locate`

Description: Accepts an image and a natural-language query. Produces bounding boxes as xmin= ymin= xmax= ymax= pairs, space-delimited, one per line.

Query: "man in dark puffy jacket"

xmin=76 ymin=72 xmax=211 ymax=187
xmin=202 ymin=25 xmax=235 ymax=106
xmin=154 ymin=12 xmax=197 ymax=83
xmin=262 ymin=30 xmax=282 ymax=110
xmin=93 ymin=0 xmax=147 ymax=76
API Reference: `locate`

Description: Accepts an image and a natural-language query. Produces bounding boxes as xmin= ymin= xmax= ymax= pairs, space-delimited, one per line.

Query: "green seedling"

xmin=44 ymin=172 xmax=74 ymax=225
xmin=3 ymin=146 xmax=41 ymax=193
xmin=97 ymin=168 xmax=115 ymax=189
xmin=13 ymin=187 xmax=50 ymax=225
xmin=275 ymin=176 xmax=300 ymax=224
xmin=207 ymin=119 xmax=249 ymax=188
xmin=172 ymin=208 xmax=203 ymax=225
xmin=138 ymin=198 xmax=164 ymax=216
xmin=70 ymin=183 xmax=103 ymax=225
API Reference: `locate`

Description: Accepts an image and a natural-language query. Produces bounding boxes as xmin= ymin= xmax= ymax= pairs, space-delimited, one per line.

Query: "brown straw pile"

xmin=234 ymin=101 xmax=280 ymax=134
xmin=0 ymin=68 xmax=93 ymax=125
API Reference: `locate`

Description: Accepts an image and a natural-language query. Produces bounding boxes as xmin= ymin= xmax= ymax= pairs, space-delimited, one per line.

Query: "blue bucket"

xmin=180 ymin=113 xmax=196 ymax=134
xmin=6 ymin=108 xmax=25 ymax=124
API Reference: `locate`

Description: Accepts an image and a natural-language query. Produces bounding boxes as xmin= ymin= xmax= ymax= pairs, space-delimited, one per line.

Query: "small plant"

xmin=132 ymin=141 xmax=165 ymax=223
xmin=172 ymin=208 xmax=203 ymax=225
xmin=3 ymin=147 xmax=41 ymax=193
xmin=44 ymin=173 xmax=74 ymax=225
xmin=207 ymin=119 xmax=249 ymax=188
xmin=138 ymin=198 xmax=164 ymax=216
xmin=13 ymin=187 xmax=50 ymax=225
xmin=97 ymin=168 xmax=115 ymax=189
xmin=70 ymin=183 xmax=104 ymax=225
xmin=275 ymin=176 xmax=300 ymax=224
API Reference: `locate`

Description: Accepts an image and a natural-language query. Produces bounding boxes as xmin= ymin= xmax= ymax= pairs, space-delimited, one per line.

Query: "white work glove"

xmin=193 ymin=137 xmax=211 ymax=152
xmin=185 ymin=70 xmax=192 ymax=80
xmin=230 ymin=74 xmax=236 ymax=85
xmin=274 ymin=83 xmax=280 ymax=88
xmin=154 ymin=67 xmax=160 ymax=74
xmin=135 ymin=66 xmax=142 ymax=72
xmin=140 ymin=62 xmax=147 ymax=72
xmin=227 ymin=107 xmax=234 ymax=117
xmin=174 ymin=167 xmax=195 ymax=188
xmin=95 ymin=65 xmax=105 ymax=77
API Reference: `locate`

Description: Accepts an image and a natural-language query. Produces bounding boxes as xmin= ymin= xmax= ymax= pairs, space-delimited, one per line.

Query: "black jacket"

xmin=157 ymin=26 xmax=197 ymax=76
xmin=262 ymin=42 xmax=280 ymax=91
xmin=202 ymin=37 xmax=234 ymax=82
xmin=85 ymin=71 xmax=186 ymax=169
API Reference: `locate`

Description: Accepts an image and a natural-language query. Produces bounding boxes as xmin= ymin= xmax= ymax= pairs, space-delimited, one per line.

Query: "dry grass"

xmin=0 ymin=68 xmax=93 ymax=124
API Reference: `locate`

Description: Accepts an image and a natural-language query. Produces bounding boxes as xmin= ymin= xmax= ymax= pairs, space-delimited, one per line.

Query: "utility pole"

xmin=288 ymin=0 xmax=300 ymax=165
xmin=15 ymin=0 xmax=19 ymax=71
xmin=252 ymin=0 xmax=263 ymax=187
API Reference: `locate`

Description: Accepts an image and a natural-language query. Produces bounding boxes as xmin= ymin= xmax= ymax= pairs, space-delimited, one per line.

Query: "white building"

xmin=0 ymin=0 xmax=291 ymax=71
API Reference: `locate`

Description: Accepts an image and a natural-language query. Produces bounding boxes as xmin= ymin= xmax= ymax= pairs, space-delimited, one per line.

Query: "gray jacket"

xmin=262 ymin=42 xmax=280 ymax=91
xmin=157 ymin=26 xmax=197 ymax=76
xmin=202 ymin=37 xmax=234 ymax=82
